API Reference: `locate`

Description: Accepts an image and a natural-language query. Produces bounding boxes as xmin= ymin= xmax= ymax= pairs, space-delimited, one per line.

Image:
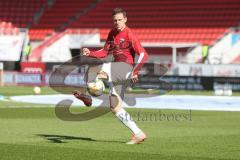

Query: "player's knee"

xmin=97 ymin=71 xmax=108 ymax=80
xmin=109 ymin=95 xmax=122 ymax=113
xmin=87 ymin=66 xmax=101 ymax=82
xmin=88 ymin=66 xmax=101 ymax=73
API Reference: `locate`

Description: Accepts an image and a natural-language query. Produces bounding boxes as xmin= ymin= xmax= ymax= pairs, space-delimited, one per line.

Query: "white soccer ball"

xmin=87 ymin=79 xmax=105 ymax=97
xmin=33 ymin=86 xmax=41 ymax=94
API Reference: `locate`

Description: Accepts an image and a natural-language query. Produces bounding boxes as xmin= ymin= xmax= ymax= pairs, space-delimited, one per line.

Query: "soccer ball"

xmin=33 ymin=86 xmax=41 ymax=94
xmin=87 ymin=79 xmax=105 ymax=97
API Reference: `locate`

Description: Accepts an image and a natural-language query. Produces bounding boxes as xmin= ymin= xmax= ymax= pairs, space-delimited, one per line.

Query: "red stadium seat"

xmin=1 ymin=0 xmax=239 ymax=44
xmin=72 ymin=0 xmax=239 ymax=45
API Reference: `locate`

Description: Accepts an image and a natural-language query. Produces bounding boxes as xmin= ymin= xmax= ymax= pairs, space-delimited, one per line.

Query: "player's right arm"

xmin=82 ymin=47 xmax=108 ymax=58
xmin=82 ymin=48 xmax=91 ymax=56
xmin=82 ymin=30 xmax=113 ymax=58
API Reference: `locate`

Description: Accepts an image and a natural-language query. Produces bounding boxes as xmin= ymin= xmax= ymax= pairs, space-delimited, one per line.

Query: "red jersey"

xmin=89 ymin=26 xmax=148 ymax=76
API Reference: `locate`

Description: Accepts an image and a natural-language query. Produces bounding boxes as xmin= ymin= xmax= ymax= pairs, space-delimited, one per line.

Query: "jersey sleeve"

xmin=129 ymin=31 xmax=149 ymax=76
xmin=89 ymin=30 xmax=113 ymax=58
xmin=89 ymin=48 xmax=108 ymax=58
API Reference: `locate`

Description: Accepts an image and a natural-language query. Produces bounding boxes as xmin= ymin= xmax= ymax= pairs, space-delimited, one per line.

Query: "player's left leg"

xmin=109 ymin=83 xmax=147 ymax=144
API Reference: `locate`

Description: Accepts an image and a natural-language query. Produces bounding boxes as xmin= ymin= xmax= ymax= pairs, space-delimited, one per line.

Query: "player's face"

xmin=113 ymin=13 xmax=127 ymax=31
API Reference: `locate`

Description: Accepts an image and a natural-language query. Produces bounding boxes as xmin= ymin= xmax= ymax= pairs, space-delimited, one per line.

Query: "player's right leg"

xmin=73 ymin=64 xmax=108 ymax=106
xmin=73 ymin=65 xmax=101 ymax=106
xmin=72 ymin=90 xmax=92 ymax=106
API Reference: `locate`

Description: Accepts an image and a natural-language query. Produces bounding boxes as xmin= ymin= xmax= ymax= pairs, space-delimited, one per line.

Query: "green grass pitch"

xmin=0 ymin=86 xmax=240 ymax=160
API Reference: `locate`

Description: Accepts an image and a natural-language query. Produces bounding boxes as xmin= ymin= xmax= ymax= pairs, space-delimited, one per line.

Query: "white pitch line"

xmin=5 ymin=94 xmax=240 ymax=111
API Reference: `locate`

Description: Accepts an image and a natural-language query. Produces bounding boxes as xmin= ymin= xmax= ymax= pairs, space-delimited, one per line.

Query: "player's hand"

xmin=82 ymin=48 xmax=90 ymax=56
xmin=131 ymin=74 xmax=139 ymax=83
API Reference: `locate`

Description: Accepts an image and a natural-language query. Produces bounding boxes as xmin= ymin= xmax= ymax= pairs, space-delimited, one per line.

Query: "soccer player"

xmin=73 ymin=8 xmax=148 ymax=144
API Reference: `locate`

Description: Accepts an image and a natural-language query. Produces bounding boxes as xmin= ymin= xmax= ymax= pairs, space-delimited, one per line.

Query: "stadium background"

xmin=1 ymin=0 xmax=240 ymax=92
xmin=0 ymin=0 xmax=240 ymax=160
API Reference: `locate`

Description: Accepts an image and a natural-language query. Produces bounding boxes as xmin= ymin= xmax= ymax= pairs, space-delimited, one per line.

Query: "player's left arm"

xmin=130 ymin=33 xmax=149 ymax=83
xmin=132 ymin=51 xmax=148 ymax=82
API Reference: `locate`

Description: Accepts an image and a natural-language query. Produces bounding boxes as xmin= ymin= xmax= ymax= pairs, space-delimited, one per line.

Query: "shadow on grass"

xmin=36 ymin=134 xmax=125 ymax=144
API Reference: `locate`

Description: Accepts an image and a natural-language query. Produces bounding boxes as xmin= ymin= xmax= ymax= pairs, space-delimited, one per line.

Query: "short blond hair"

xmin=112 ymin=8 xmax=127 ymax=17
